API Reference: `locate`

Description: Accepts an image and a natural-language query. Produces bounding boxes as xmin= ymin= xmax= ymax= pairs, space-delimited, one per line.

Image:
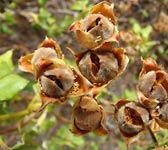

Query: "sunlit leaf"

xmin=12 ymin=130 xmax=39 ymax=150
xmin=0 ymin=50 xmax=14 ymax=78
xmin=141 ymin=25 xmax=152 ymax=41
xmin=123 ymin=89 xmax=137 ymax=100
xmin=130 ymin=19 xmax=141 ymax=35
xmin=0 ymin=74 xmax=29 ymax=100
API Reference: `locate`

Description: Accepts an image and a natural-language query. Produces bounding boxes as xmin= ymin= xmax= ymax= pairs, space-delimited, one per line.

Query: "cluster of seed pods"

xmin=19 ymin=38 xmax=93 ymax=110
xmin=68 ymin=1 xmax=130 ymax=136
xmin=18 ymin=1 xmax=168 ymax=148
xmin=114 ymin=58 xmax=168 ymax=147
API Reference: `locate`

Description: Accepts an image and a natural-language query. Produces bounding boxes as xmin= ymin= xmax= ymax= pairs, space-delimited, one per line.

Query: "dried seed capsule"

xmin=39 ymin=67 xmax=74 ymax=98
xmin=37 ymin=63 xmax=94 ymax=111
xmin=69 ymin=1 xmax=118 ymax=50
xmin=75 ymin=48 xmax=128 ymax=86
xmin=137 ymin=58 xmax=168 ymax=109
xmin=71 ymin=96 xmax=108 ymax=135
xmin=114 ymin=99 xmax=150 ymax=138
xmin=18 ymin=38 xmax=63 ymax=78
xmin=78 ymin=50 xmax=118 ymax=86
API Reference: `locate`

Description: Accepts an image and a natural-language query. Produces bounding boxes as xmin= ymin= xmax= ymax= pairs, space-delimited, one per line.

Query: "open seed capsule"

xmin=39 ymin=67 xmax=74 ymax=98
xmin=137 ymin=58 xmax=168 ymax=109
xmin=114 ymin=99 xmax=150 ymax=138
xmin=75 ymin=48 xmax=128 ymax=86
xmin=71 ymin=95 xmax=108 ymax=135
xmin=18 ymin=38 xmax=63 ymax=79
xmin=69 ymin=1 xmax=118 ymax=50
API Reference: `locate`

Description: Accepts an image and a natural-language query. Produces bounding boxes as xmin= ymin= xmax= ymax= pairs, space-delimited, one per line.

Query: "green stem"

xmin=0 ymin=96 xmax=41 ymax=122
xmin=0 ymin=109 xmax=30 ymax=121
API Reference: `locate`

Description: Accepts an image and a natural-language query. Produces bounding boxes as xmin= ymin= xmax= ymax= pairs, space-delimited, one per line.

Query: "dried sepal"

xmin=69 ymin=2 xmax=118 ymax=50
xmin=66 ymin=67 xmax=93 ymax=97
xmin=114 ymin=99 xmax=150 ymax=138
xmin=39 ymin=37 xmax=63 ymax=59
xmin=152 ymin=104 xmax=168 ymax=129
xmin=18 ymin=53 xmax=34 ymax=73
xmin=90 ymin=1 xmax=116 ymax=25
xmin=139 ymin=58 xmax=162 ymax=77
xmin=74 ymin=48 xmax=128 ymax=86
xmin=38 ymin=90 xmax=66 ymax=112
xmin=71 ymin=96 xmax=108 ymax=135
xmin=137 ymin=58 xmax=168 ymax=108
xmin=18 ymin=38 xmax=63 ymax=79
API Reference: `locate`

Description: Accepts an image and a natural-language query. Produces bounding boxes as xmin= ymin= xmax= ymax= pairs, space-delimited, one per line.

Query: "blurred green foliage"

xmin=112 ymin=89 xmax=137 ymax=103
xmin=130 ymin=18 xmax=158 ymax=59
xmin=0 ymin=50 xmax=28 ymax=101
xmin=31 ymin=0 xmax=92 ymax=37
xmin=0 ymin=10 xmax=15 ymax=34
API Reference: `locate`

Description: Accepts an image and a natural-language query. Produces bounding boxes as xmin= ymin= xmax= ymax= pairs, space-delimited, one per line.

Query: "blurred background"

xmin=0 ymin=0 xmax=168 ymax=150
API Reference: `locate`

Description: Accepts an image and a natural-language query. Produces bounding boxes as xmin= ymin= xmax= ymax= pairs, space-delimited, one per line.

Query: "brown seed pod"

xmin=69 ymin=1 xmax=118 ymax=50
xmin=37 ymin=61 xmax=94 ymax=111
xmin=71 ymin=95 xmax=108 ymax=135
xmin=39 ymin=67 xmax=74 ymax=98
xmin=73 ymin=48 xmax=128 ymax=86
xmin=19 ymin=38 xmax=63 ymax=78
xmin=114 ymin=99 xmax=150 ymax=138
xmin=137 ymin=58 xmax=168 ymax=109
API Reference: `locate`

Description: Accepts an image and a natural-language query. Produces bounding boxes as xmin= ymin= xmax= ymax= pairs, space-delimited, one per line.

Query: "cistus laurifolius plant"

xmin=18 ymin=1 xmax=168 ymax=149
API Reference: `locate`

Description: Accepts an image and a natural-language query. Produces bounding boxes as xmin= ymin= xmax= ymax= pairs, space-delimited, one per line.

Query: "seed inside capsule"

xmin=45 ymin=75 xmax=64 ymax=90
xmin=39 ymin=68 xmax=74 ymax=98
xmin=78 ymin=51 xmax=118 ymax=86
xmin=90 ymin=53 xmax=100 ymax=75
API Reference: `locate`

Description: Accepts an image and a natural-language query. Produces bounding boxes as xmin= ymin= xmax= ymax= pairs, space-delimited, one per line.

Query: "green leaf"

xmin=112 ymin=95 xmax=119 ymax=102
xmin=123 ymin=89 xmax=137 ymax=100
xmin=53 ymin=125 xmax=85 ymax=148
xmin=40 ymin=116 xmax=56 ymax=132
xmin=0 ymin=50 xmax=14 ymax=78
xmin=38 ymin=0 xmax=46 ymax=7
xmin=130 ymin=19 xmax=141 ymax=34
xmin=61 ymin=15 xmax=73 ymax=29
xmin=0 ymin=24 xmax=14 ymax=34
xmin=0 ymin=74 xmax=29 ymax=100
xmin=145 ymin=41 xmax=157 ymax=48
xmin=141 ymin=25 xmax=152 ymax=41
xmin=70 ymin=0 xmax=89 ymax=11
xmin=12 ymin=130 xmax=39 ymax=150
xmin=96 ymin=88 xmax=110 ymax=100
xmin=3 ymin=10 xmax=15 ymax=25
